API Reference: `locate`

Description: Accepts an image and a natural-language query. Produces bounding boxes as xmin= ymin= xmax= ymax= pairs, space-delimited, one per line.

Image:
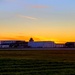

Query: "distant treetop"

xmin=29 ymin=38 xmax=34 ymax=42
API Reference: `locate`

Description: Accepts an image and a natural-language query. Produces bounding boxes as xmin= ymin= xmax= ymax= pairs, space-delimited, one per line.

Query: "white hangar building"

xmin=28 ymin=38 xmax=56 ymax=48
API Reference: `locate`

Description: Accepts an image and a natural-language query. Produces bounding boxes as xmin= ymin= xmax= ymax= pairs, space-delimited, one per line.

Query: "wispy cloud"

xmin=0 ymin=36 xmax=40 ymax=41
xmin=22 ymin=2 xmax=49 ymax=9
xmin=5 ymin=0 xmax=15 ymax=1
xmin=31 ymin=5 xmax=48 ymax=9
xmin=24 ymin=4 xmax=49 ymax=9
xmin=17 ymin=36 xmax=40 ymax=41
xmin=0 ymin=36 xmax=16 ymax=40
xmin=17 ymin=14 xmax=38 ymax=20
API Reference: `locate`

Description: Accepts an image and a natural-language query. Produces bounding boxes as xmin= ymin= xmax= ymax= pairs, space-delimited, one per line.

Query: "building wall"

xmin=0 ymin=40 xmax=28 ymax=48
xmin=1 ymin=41 xmax=16 ymax=45
xmin=28 ymin=41 xmax=56 ymax=48
xmin=1 ymin=45 xmax=9 ymax=48
xmin=55 ymin=44 xmax=64 ymax=48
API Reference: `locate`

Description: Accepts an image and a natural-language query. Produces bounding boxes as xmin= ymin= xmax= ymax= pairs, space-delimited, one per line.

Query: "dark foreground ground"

xmin=0 ymin=49 xmax=75 ymax=75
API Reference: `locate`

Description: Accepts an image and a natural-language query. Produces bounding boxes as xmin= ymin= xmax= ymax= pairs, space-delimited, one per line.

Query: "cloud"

xmin=22 ymin=3 xmax=49 ymax=9
xmin=17 ymin=36 xmax=40 ymax=41
xmin=31 ymin=5 xmax=48 ymax=9
xmin=17 ymin=14 xmax=38 ymax=20
xmin=0 ymin=0 xmax=16 ymax=2
xmin=0 ymin=36 xmax=16 ymax=40
xmin=24 ymin=5 xmax=48 ymax=9
xmin=5 ymin=0 xmax=15 ymax=1
xmin=0 ymin=36 xmax=40 ymax=41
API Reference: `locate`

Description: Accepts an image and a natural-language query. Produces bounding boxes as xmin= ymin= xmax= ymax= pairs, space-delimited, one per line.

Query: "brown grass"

xmin=0 ymin=50 xmax=75 ymax=62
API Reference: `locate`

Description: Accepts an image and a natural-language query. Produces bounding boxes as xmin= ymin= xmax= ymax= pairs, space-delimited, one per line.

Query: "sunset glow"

xmin=0 ymin=0 xmax=75 ymax=43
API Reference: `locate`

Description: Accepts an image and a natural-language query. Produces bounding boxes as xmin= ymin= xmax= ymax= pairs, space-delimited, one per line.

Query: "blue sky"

xmin=0 ymin=0 xmax=75 ymax=43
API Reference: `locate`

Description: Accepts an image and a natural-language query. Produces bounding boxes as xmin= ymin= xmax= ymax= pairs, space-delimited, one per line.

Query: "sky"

xmin=0 ymin=0 xmax=75 ymax=43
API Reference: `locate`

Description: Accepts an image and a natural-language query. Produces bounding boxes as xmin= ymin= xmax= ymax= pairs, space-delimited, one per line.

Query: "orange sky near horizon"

xmin=0 ymin=35 xmax=75 ymax=44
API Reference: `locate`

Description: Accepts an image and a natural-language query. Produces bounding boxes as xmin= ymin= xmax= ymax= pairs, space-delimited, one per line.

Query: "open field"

xmin=0 ymin=59 xmax=75 ymax=75
xmin=1 ymin=48 xmax=75 ymax=50
xmin=0 ymin=50 xmax=75 ymax=61
xmin=0 ymin=50 xmax=75 ymax=75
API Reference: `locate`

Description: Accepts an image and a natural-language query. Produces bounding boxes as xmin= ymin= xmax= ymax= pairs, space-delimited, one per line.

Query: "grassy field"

xmin=0 ymin=50 xmax=75 ymax=75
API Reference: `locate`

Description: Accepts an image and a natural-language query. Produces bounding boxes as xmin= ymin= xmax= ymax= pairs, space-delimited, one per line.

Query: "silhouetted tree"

xmin=29 ymin=38 xmax=34 ymax=42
